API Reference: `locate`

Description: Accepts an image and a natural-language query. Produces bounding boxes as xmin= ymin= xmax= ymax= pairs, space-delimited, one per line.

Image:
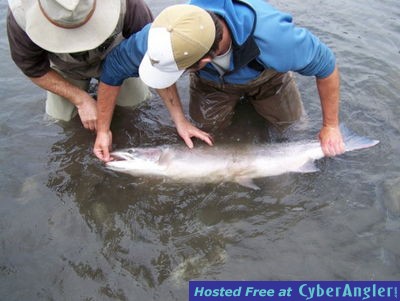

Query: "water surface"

xmin=1 ymin=0 xmax=399 ymax=300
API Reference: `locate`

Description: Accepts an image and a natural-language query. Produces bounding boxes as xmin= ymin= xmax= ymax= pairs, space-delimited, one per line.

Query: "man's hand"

xmin=93 ymin=130 xmax=113 ymax=162
xmin=319 ymin=125 xmax=345 ymax=157
xmin=176 ymin=118 xmax=213 ymax=148
xmin=75 ymin=95 xmax=97 ymax=131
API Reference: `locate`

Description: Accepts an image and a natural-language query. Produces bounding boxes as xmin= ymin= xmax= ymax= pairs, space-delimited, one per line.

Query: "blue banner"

xmin=189 ymin=281 xmax=399 ymax=301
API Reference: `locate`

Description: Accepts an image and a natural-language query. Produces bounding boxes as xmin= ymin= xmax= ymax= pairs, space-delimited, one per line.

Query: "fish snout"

xmin=109 ymin=151 xmax=134 ymax=161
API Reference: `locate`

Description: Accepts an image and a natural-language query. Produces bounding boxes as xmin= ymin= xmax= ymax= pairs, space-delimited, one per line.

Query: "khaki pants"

xmin=189 ymin=70 xmax=304 ymax=132
xmin=45 ymin=75 xmax=151 ymax=121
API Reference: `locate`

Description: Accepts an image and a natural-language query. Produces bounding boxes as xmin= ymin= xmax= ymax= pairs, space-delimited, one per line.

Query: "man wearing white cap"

xmin=94 ymin=0 xmax=345 ymax=162
xmin=7 ymin=0 xmax=153 ymax=130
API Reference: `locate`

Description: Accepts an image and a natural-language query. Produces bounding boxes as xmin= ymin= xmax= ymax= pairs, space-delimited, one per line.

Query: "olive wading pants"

xmin=189 ymin=69 xmax=304 ymax=132
xmin=45 ymin=73 xmax=151 ymax=122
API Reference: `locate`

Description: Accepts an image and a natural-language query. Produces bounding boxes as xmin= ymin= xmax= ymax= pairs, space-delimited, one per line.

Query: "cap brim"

xmin=139 ymin=52 xmax=184 ymax=89
xmin=25 ymin=0 xmax=120 ymax=53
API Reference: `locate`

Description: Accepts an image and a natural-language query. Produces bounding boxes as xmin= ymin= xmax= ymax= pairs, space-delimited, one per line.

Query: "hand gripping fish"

xmin=106 ymin=126 xmax=379 ymax=189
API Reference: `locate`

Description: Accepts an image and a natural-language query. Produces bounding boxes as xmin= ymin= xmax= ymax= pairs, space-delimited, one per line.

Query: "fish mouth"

xmin=109 ymin=153 xmax=128 ymax=161
xmin=110 ymin=148 xmax=165 ymax=162
xmin=109 ymin=150 xmax=135 ymax=161
xmin=105 ymin=156 xmax=128 ymax=170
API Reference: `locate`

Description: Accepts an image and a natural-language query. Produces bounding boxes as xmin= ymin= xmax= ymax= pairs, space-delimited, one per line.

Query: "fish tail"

xmin=340 ymin=124 xmax=379 ymax=152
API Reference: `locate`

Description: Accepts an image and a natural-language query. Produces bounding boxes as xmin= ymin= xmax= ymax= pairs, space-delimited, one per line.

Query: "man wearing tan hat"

xmin=7 ymin=0 xmax=153 ymax=130
xmin=94 ymin=0 xmax=345 ymax=162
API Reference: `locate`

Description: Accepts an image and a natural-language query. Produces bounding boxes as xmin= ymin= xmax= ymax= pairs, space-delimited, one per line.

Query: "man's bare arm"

xmin=31 ymin=69 xmax=97 ymax=130
xmin=316 ymin=66 xmax=345 ymax=156
xmin=156 ymin=85 xmax=213 ymax=148
xmin=93 ymin=82 xmax=121 ymax=162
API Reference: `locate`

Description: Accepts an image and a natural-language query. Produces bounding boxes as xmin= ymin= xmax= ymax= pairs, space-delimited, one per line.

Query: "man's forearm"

xmin=29 ymin=69 xmax=87 ymax=106
xmin=96 ymin=82 xmax=121 ymax=132
xmin=316 ymin=66 xmax=340 ymax=128
xmin=156 ymin=84 xmax=214 ymax=148
xmin=156 ymin=84 xmax=187 ymax=125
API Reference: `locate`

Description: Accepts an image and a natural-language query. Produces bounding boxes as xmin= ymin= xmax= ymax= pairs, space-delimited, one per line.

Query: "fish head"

xmin=110 ymin=148 xmax=164 ymax=161
xmin=105 ymin=148 xmax=167 ymax=176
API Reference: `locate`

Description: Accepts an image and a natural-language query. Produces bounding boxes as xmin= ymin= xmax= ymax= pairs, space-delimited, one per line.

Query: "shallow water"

xmin=1 ymin=0 xmax=399 ymax=300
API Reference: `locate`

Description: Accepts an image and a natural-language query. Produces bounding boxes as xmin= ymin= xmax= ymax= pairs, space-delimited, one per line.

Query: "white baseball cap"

xmin=139 ymin=4 xmax=216 ymax=89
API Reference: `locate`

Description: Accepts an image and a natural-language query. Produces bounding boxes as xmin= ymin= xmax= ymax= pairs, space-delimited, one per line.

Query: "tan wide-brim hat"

xmin=23 ymin=0 xmax=121 ymax=53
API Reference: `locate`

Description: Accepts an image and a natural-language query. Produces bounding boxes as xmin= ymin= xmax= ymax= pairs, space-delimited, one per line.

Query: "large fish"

xmin=106 ymin=126 xmax=379 ymax=189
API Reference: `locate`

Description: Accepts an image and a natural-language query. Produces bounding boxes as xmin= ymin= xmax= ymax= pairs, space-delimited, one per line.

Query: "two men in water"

xmin=7 ymin=0 xmax=345 ymax=160
xmin=93 ymin=0 xmax=345 ymax=161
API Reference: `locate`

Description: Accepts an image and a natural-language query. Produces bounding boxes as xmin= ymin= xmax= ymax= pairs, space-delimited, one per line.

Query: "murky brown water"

xmin=1 ymin=0 xmax=399 ymax=300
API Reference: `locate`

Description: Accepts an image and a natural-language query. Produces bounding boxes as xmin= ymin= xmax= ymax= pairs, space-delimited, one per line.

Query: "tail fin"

xmin=340 ymin=124 xmax=380 ymax=152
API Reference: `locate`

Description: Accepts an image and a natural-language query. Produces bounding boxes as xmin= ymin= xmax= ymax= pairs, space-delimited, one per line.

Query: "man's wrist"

xmin=96 ymin=128 xmax=110 ymax=135
xmin=322 ymin=123 xmax=339 ymax=129
xmin=71 ymin=90 xmax=90 ymax=107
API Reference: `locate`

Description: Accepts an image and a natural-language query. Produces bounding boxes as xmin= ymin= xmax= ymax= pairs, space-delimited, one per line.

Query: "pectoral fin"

xmin=235 ymin=177 xmax=260 ymax=190
xmin=297 ymin=161 xmax=320 ymax=173
xmin=158 ymin=149 xmax=174 ymax=166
